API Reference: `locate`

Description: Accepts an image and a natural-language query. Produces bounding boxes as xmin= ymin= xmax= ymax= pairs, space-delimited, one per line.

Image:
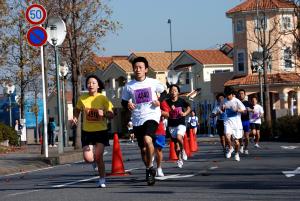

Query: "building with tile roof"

xmin=224 ymin=0 xmax=300 ymax=118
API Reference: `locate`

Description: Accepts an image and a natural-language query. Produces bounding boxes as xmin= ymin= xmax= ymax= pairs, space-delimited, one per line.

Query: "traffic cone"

xmin=107 ymin=133 xmax=129 ymax=176
xmin=169 ymin=139 xmax=178 ymax=161
xmin=189 ymin=129 xmax=197 ymax=152
xmin=183 ymin=134 xmax=192 ymax=157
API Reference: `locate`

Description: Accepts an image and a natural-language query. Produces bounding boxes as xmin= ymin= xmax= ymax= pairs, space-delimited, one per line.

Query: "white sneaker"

xmin=92 ymin=162 xmax=98 ymax=171
xmin=96 ymin=178 xmax=106 ymax=188
xmin=177 ymin=160 xmax=183 ymax=168
xmin=244 ymin=149 xmax=249 ymax=155
xmin=53 ymin=144 xmax=57 ymax=147
xmin=254 ymin=143 xmax=260 ymax=148
xmin=226 ymin=147 xmax=234 ymax=159
xmin=49 ymin=145 xmax=52 ymax=148
xmin=181 ymin=150 xmax=188 ymax=161
xmin=240 ymin=146 xmax=244 ymax=154
xmin=234 ymin=153 xmax=240 ymax=161
xmin=156 ymin=167 xmax=164 ymax=177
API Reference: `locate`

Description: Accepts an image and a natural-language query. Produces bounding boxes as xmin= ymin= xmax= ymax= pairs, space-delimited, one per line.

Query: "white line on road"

xmin=52 ymin=176 xmax=99 ymax=188
xmin=156 ymin=174 xmax=195 ymax=181
xmin=280 ymin=146 xmax=299 ymax=150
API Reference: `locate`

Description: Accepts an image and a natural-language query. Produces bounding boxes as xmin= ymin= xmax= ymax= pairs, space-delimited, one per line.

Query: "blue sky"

xmin=101 ymin=0 xmax=242 ymax=56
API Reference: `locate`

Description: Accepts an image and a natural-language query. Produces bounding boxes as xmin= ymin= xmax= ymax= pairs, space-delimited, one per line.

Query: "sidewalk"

xmin=0 ymin=144 xmax=82 ymax=176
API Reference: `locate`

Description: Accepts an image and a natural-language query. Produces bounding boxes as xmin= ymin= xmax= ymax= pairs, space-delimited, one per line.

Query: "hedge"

xmin=0 ymin=123 xmax=19 ymax=146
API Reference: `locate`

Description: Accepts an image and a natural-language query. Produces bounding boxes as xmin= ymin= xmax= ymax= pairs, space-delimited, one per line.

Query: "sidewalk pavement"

xmin=0 ymin=135 xmax=219 ymax=176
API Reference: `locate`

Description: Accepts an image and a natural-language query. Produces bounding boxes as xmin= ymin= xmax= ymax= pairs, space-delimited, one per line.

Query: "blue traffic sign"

xmin=26 ymin=26 xmax=48 ymax=47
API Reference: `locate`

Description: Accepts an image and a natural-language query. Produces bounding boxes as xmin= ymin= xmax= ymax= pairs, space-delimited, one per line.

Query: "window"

xmin=284 ymin=47 xmax=292 ymax=68
xmin=185 ymin=72 xmax=190 ymax=84
xmin=282 ymin=15 xmax=292 ymax=30
xmin=256 ymin=16 xmax=268 ymax=30
xmin=236 ymin=19 xmax=245 ymax=32
xmin=237 ymin=51 xmax=245 ymax=72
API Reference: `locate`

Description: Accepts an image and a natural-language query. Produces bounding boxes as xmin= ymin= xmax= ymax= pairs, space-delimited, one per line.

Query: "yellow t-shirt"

xmin=76 ymin=93 xmax=113 ymax=132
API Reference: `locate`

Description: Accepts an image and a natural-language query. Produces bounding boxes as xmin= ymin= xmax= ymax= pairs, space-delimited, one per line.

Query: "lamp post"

xmin=251 ymin=52 xmax=264 ymax=107
xmin=59 ymin=62 xmax=69 ymax=147
xmin=167 ymin=19 xmax=173 ymax=68
xmin=46 ymin=17 xmax=67 ymax=154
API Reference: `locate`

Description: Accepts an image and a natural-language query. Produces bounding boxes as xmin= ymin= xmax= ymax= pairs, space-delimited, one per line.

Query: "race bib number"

xmin=252 ymin=113 xmax=259 ymax=119
xmin=134 ymin=87 xmax=152 ymax=104
xmin=170 ymin=107 xmax=182 ymax=119
xmin=85 ymin=108 xmax=102 ymax=122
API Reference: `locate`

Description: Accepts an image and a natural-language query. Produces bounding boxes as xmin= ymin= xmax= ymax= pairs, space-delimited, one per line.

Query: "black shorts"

xmin=250 ymin=123 xmax=261 ymax=131
xmin=216 ymin=120 xmax=225 ymax=136
xmin=133 ymin=120 xmax=158 ymax=148
xmin=81 ymin=130 xmax=110 ymax=147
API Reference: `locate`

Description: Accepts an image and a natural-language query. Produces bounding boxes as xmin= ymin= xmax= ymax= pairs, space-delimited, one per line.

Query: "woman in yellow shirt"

xmin=72 ymin=75 xmax=114 ymax=188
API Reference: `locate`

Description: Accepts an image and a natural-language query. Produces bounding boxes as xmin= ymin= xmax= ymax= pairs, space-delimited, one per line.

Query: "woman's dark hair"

xmin=169 ymin=84 xmax=180 ymax=93
xmin=49 ymin=117 xmax=54 ymax=122
xmin=131 ymin=56 xmax=149 ymax=68
xmin=158 ymin=90 xmax=169 ymax=102
xmin=216 ymin=93 xmax=225 ymax=100
xmin=85 ymin=75 xmax=104 ymax=93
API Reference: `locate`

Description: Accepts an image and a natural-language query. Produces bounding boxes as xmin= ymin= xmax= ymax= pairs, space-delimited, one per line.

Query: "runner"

xmin=211 ymin=93 xmax=227 ymax=155
xmin=249 ymin=96 xmax=264 ymax=148
xmin=154 ymin=98 xmax=171 ymax=177
xmin=127 ymin=121 xmax=135 ymax=143
xmin=72 ymin=75 xmax=114 ymax=188
xmin=188 ymin=111 xmax=199 ymax=136
xmin=222 ymin=86 xmax=246 ymax=162
xmin=238 ymin=89 xmax=253 ymax=155
xmin=166 ymin=84 xmax=191 ymax=168
xmin=121 ymin=56 xmax=165 ymax=186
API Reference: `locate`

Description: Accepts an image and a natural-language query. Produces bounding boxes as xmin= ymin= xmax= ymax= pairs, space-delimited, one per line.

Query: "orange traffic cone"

xmin=107 ymin=133 xmax=129 ymax=176
xmin=183 ymin=134 xmax=192 ymax=157
xmin=189 ymin=129 xmax=197 ymax=152
xmin=169 ymin=139 xmax=178 ymax=161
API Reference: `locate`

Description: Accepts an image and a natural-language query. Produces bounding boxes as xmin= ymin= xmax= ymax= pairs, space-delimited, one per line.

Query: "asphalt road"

xmin=0 ymin=139 xmax=299 ymax=201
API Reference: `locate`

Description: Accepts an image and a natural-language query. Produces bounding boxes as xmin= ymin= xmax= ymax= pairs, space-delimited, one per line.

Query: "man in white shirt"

xmin=121 ymin=57 xmax=165 ymax=186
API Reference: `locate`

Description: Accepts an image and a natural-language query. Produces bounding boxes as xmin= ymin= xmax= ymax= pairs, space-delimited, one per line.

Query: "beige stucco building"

xmin=224 ymin=0 xmax=300 ymax=118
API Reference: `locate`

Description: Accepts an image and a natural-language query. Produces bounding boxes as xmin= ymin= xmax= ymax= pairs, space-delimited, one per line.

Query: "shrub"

xmin=272 ymin=115 xmax=300 ymax=142
xmin=0 ymin=123 xmax=19 ymax=146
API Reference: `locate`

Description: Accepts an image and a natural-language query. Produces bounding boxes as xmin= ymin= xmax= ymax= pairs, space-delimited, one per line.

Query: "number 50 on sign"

xmin=25 ymin=4 xmax=47 ymax=25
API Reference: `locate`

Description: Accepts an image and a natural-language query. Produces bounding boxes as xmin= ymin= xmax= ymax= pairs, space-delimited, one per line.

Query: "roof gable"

xmin=185 ymin=50 xmax=233 ymax=65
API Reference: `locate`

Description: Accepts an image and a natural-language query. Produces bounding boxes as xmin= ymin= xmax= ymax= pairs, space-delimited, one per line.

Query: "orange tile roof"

xmin=113 ymin=59 xmax=133 ymax=72
xmin=224 ymin=73 xmax=300 ymax=86
xmin=132 ymin=52 xmax=181 ymax=71
xmin=185 ymin=50 xmax=233 ymax=65
xmin=227 ymin=0 xmax=296 ymax=15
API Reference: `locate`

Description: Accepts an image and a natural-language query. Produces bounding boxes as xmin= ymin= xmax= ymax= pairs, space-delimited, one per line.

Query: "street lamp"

xmin=46 ymin=16 xmax=67 ymax=154
xmin=167 ymin=19 xmax=173 ymax=68
xmin=59 ymin=62 xmax=69 ymax=147
xmin=251 ymin=51 xmax=264 ymax=106
xmin=3 ymin=82 xmax=15 ymax=127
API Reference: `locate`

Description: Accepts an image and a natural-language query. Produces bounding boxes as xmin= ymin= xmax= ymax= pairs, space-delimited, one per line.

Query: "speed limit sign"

xmin=25 ymin=4 xmax=47 ymax=25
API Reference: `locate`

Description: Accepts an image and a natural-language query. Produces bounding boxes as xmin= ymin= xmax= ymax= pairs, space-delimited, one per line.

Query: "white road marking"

xmin=5 ymin=189 xmax=41 ymax=197
xmin=282 ymin=167 xmax=300 ymax=178
xmin=280 ymin=146 xmax=298 ymax=150
xmin=156 ymin=174 xmax=195 ymax=180
xmin=52 ymin=176 xmax=99 ymax=188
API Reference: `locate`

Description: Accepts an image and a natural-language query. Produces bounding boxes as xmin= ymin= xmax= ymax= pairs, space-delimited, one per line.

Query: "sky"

xmin=100 ymin=0 xmax=242 ymax=56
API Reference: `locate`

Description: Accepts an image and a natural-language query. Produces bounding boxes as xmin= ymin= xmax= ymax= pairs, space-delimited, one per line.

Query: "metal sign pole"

xmin=41 ymin=45 xmax=48 ymax=157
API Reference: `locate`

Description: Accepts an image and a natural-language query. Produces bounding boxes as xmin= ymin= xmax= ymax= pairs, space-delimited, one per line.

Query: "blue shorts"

xmin=242 ymin=121 xmax=250 ymax=133
xmin=154 ymin=135 xmax=166 ymax=149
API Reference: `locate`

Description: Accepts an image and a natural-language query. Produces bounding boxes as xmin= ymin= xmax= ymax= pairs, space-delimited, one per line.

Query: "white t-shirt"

xmin=250 ymin=104 xmax=264 ymax=124
xmin=212 ymin=104 xmax=226 ymax=121
xmin=121 ymin=77 xmax=165 ymax=126
xmin=223 ymin=97 xmax=245 ymax=130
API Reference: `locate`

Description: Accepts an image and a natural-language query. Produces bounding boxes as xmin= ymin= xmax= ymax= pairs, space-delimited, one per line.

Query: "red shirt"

xmin=155 ymin=100 xmax=171 ymax=135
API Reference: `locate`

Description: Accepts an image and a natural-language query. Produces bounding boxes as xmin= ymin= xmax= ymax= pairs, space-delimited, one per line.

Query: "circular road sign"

xmin=26 ymin=26 xmax=48 ymax=47
xmin=25 ymin=4 xmax=47 ymax=25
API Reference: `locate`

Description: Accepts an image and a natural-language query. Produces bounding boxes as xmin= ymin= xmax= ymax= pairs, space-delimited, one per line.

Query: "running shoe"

xmin=96 ymin=178 xmax=106 ymax=188
xmin=156 ymin=167 xmax=164 ymax=177
xmin=177 ymin=160 xmax=183 ymax=168
xmin=181 ymin=150 xmax=188 ymax=161
xmin=240 ymin=146 xmax=244 ymax=154
xmin=234 ymin=153 xmax=240 ymax=162
xmin=254 ymin=143 xmax=260 ymax=148
xmin=146 ymin=167 xmax=156 ymax=186
xmin=226 ymin=147 xmax=234 ymax=159
xmin=244 ymin=149 xmax=249 ymax=155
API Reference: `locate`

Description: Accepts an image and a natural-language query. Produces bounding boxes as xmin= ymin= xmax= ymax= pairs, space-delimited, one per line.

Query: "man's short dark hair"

xmin=224 ymin=86 xmax=235 ymax=96
xmin=132 ymin=57 xmax=149 ymax=68
xmin=86 ymin=75 xmax=104 ymax=93
xmin=216 ymin=93 xmax=225 ymax=100
xmin=238 ymin=89 xmax=246 ymax=94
